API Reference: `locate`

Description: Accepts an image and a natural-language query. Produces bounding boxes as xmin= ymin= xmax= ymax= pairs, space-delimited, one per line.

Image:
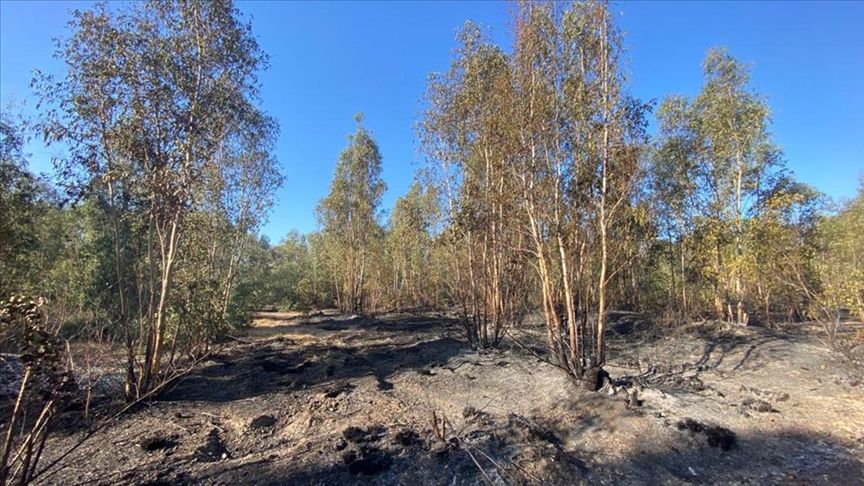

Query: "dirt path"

xmin=38 ymin=313 xmax=864 ymax=485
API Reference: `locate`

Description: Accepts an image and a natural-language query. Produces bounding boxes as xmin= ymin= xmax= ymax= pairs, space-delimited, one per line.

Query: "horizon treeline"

xmin=2 ymin=0 xmax=863 ymax=392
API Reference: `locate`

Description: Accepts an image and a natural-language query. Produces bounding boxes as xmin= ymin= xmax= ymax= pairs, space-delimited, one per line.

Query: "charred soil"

xmin=29 ymin=312 xmax=864 ymax=485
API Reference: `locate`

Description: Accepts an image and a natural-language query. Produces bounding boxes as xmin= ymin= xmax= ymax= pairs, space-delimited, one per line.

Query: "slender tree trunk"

xmin=220 ymin=226 xmax=249 ymax=319
xmin=596 ymin=2 xmax=610 ymax=370
xmin=668 ymin=232 xmax=677 ymax=307
xmin=143 ymin=216 xmax=181 ymax=393
xmin=680 ymin=243 xmax=688 ymax=315
xmin=735 ymin=147 xmax=745 ymax=324
xmin=106 ymin=183 xmax=138 ymax=400
xmin=0 ymin=368 xmax=31 ymax=483
xmin=714 ymin=239 xmax=725 ymax=319
xmin=357 ymin=245 xmax=367 ymax=314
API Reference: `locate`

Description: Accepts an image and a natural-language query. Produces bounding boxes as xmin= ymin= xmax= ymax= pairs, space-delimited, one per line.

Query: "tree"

xmin=316 ymin=114 xmax=386 ymax=315
xmin=420 ymin=21 xmax=530 ymax=349
xmin=201 ymin=111 xmax=282 ymax=320
xmin=746 ymin=178 xmax=822 ymax=323
xmin=386 ymin=181 xmax=437 ymax=310
xmin=813 ymin=179 xmax=864 ymax=323
xmin=0 ymin=114 xmax=42 ymax=299
xmin=654 ymin=48 xmax=784 ymax=323
xmin=419 ymin=1 xmax=649 ymax=373
xmin=36 ymin=0 xmax=276 ymax=396
xmin=507 ymin=0 xmax=649 ymax=387
xmin=650 ymin=95 xmax=701 ymax=316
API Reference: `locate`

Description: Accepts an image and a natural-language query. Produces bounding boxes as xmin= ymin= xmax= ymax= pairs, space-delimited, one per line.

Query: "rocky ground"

xmin=20 ymin=312 xmax=864 ymax=485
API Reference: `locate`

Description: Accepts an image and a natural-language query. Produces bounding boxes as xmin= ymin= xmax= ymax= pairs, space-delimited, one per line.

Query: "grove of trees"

xmin=2 ymin=0 xmax=861 ymax=420
xmin=248 ymin=1 xmax=862 ymax=389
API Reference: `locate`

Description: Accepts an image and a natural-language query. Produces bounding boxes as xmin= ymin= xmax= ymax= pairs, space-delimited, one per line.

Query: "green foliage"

xmin=316 ymin=115 xmax=386 ymax=314
xmin=745 ymin=178 xmax=823 ymax=322
xmin=386 ymin=182 xmax=438 ymax=309
xmin=0 ymin=1 xmax=859 ymax=418
xmin=653 ymin=47 xmax=789 ymax=323
xmin=30 ymin=0 xmax=282 ymax=394
xmin=813 ymin=181 xmax=864 ymax=321
xmin=419 ymin=18 xmax=531 ymax=348
xmin=271 ymin=232 xmax=314 ymax=309
xmin=0 ymin=115 xmax=42 ymax=298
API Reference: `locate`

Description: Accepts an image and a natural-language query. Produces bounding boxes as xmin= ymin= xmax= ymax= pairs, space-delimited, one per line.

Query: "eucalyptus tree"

xmin=651 ymin=96 xmax=701 ymax=314
xmin=316 ymin=114 xmax=386 ymax=315
xmin=813 ymin=180 xmax=864 ymax=323
xmin=0 ymin=114 xmax=100 ymax=336
xmin=0 ymin=114 xmax=41 ymax=298
xmin=418 ymin=0 xmax=648 ymax=372
xmin=747 ymin=178 xmax=822 ymax=323
xmin=507 ymin=0 xmax=649 ymax=388
xmin=168 ymin=110 xmax=280 ymax=357
xmin=655 ymin=48 xmax=784 ymax=323
xmin=419 ymin=21 xmax=530 ymax=349
xmin=305 ymin=231 xmax=336 ymax=309
xmin=36 ymin=0 xmax=276 ymax=396
xmin=199 ymin=111 xmax=282 ymax=319
xmin=252 ymin=230 xmax=338 ymax=312
xmin=386 ymin=181 xmax=437 ymax=310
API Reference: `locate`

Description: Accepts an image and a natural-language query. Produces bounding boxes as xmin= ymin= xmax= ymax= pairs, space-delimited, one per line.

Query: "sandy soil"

xmin=27 ymin=312 xmax=864 ymax=485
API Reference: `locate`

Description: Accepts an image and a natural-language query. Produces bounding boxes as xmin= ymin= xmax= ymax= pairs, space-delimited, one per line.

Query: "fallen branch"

xmin=463 ymin=446 xmax=499 ymax=486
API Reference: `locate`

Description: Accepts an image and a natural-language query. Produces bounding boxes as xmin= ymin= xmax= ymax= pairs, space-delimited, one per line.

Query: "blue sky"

xmin=2 ymin=1 xmax=862 ymax=243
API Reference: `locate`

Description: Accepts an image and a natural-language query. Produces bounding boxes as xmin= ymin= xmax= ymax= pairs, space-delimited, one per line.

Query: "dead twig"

xmin=432 ymin=410 xmax=448 ymax=441
xmin=464 ymin=446 xmax=500 ymax=486
xmin=469 ymin=444 xmax=534 ymax=484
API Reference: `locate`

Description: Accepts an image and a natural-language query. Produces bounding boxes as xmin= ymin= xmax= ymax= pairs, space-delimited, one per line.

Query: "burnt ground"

xmin=29 ymin=312 xmax=864 ymax=485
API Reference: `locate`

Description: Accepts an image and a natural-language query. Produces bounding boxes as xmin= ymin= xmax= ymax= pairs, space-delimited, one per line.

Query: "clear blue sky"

xmin=2 ymin=1 xmax=863 ymax=243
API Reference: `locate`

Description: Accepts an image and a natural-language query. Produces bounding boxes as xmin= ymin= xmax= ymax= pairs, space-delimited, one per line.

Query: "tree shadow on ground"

xmin=158 ymin=314 xmax=468 ymax=404
xmin=520 ymin=310 xmax=795 ymax=372
xmin=136 ymin=409 xmax=863 ymax=486
xmin=599 ymin=428 xmax=863 ymax=485
xmin=605 ymin=312 xmax=804 ymax=392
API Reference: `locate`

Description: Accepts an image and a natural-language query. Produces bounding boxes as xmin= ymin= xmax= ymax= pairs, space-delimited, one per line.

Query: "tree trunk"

xmin=142 ymin=217 xmax=181 ymax=394
xmin=597 ymin=3 xmax=609 ymax=366
xmin=577 ymin=366 xmax=605 ymax=392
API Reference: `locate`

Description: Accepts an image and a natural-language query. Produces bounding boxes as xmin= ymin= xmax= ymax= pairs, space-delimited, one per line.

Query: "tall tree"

xmin=316 ymin=114 xmax=386 ymax=315
xmin=507 ymin=0 xmax=648 ymax=387
xmin=813 ymin=180 xmax=864 ymax=322
xmin=655 ymin=48 xmax=784 ymax=323
xmin=0 ymin=114 xmax=42 ymax=299
xmin=37 ymin=0 xmax=276 ymax=395
xmin=746 ymin=178 xmax=822 ymax=323
xmin=387 ymin=181 xmax=437 ymax=310
xmin=419 ymin=1 xmax=648 ymax=371
xmin=420 ymin=21 xmax=530 ymax=348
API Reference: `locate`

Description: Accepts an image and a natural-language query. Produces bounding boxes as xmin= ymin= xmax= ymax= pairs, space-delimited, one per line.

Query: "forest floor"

xmin=33 ymin=311 xmax=864 ymax=485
